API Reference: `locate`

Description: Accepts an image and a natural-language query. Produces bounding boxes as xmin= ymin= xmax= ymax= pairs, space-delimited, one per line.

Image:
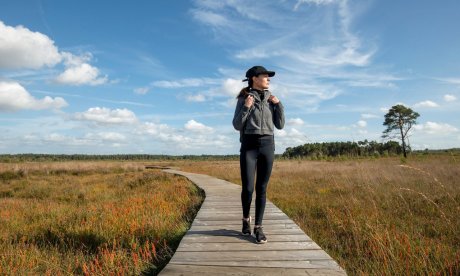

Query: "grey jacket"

xmin=232 ymin=89 xmax=285 ymax=136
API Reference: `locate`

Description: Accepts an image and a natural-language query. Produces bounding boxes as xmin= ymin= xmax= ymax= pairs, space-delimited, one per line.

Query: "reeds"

xmin=0 ymin=162 xmax=203 ymax=275
xmin=181 ymin=156 xmax=460 ymax=275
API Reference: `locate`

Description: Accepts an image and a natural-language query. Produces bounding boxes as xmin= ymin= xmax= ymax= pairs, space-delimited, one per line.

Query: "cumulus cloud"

xmin=275 ymin=127 xmax=308 ymax=148
xmin=0 ymin=21 xmax=108 ymax=85
xmin=414 ymin=100 xmax=439 ymax=108
xmin=287 ymin=118 xmax=304 ymax=126
xmin=444 ymin=94 xmax=457 ymax=102
xmin=74 ymin=107 xmax=137 ymax=124
xmin=356 ymin=120 xmax=367 ymax=128
xmin=54 ymin=52 xmax=108 ymax=86
xmin=140 ymin=121 xmax=232 ymax=153
xmin=221 ymin=78 xmax=244 ymax=97
xmin=414 ymin=122 xmax=458 ymax=134
xmin=0 ymin=21 xmax=62 ymax=69
xmin=0 ymin=81 xmax=67 ymax=111
xmin=184 ymin=119 xmax=213 ymax=133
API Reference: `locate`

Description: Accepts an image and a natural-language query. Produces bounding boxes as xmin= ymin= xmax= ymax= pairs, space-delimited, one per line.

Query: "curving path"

xmin=158 ymin=168 xmax=347 ymax=275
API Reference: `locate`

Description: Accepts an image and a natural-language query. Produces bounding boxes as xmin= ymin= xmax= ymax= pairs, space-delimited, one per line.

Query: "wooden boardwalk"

xmin=159 ymin=169 xmax=347 ymax=275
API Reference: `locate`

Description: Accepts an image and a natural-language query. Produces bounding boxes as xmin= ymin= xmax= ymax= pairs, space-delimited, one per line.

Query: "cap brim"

xmin=260 ymin=71 xmax=275 ymax=77
xmin=242 ymin=78 xmax=249 ymax=82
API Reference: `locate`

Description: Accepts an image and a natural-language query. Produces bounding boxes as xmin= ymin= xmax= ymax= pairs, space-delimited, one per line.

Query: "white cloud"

xmin=295 ymin=0 xmax=337 ymax=10
xmin=437 ymin=78 xmax=460 ymax=85
xmin=0 ymin=81 xmax=67 ymax=111
xmin=141 ymin=121 xmax=228 ymax=152
xmin=184 ymin=119 xmax=213 ymax=133
xmin=85 ymin=132 xmax=126 ymax=141
xmin=414 ymin=122 xmax=458 ymax=135
xmin=74 ymin=107 xmax=137 ymax=124
xmin=43 ymin=133 xmax=91 ymax=146
xmin=134 ymin=87 xmax=150 ymax=95
xmin=190 ymin=9 xmax=230 ymax=27
xmin=414 ymin=100 xmax=439 ymax=108
xmin=356 ymin=120 xmax=367 ymax=128
xmin=55 ymin=53 xmax=108 ymax=86
xmin=444 ymin=94 xmax=457 ymax=102
xmin=0 ymin=21 xmax=62 ymax=69
xmin=361 ymin=113 xmax=379 ymax=119
xmin=186 ymin=94 xmax=206 ymax=102
xmin=287 ymin=118 xmax=304 ymax=126
xmin=275 ymin=127 xmax=308 ymax=148
xmin=222 ymin=78 xmax=244 ymax=97
xmin=152 ymin=78 xmax=220 ymax=88
xmin=190 ymin=0 xmax=380 ymax=109
xmin=0 ymin=22 xmax=107 ymax=86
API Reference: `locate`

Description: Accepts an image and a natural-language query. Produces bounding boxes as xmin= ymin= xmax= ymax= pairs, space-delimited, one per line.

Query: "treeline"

xmin=282 ymin=140 xmax=403 ymax=159
xmin=0 ymin=154 xmax=239 ymax=163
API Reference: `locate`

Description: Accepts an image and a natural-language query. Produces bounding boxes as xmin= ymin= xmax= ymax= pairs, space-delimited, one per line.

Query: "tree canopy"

xmin=282 ymin=140 xmax=402 ymax=159
xmin=382 ymin=104 xmax=420 ymax=158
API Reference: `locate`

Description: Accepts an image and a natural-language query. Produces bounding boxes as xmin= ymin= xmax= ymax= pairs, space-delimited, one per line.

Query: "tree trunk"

xmin=399 ymin=124 xmax=407 ymax=158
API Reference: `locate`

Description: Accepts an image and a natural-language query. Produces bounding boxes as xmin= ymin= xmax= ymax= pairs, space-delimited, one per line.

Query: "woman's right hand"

xmin=244 ymin=95 xmax=254 ymax=108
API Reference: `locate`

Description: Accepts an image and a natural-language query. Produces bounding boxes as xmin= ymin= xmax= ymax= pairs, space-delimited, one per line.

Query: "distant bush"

xmin=282 ymin=140 xmax=402 ymax=159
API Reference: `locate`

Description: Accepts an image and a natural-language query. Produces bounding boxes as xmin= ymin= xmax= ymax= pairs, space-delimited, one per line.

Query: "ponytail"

xmin=236 ymin=78 xmax=253 ymax=98
xmin=237 ymin=87 xmax=250 ymax=98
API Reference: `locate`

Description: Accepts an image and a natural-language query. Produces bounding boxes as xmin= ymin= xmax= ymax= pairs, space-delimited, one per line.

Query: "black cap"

xmin=242 ymin=66 xmax=275 ymax=82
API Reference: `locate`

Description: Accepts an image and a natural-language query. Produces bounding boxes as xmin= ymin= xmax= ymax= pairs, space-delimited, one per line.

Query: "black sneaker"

xmin=254 ymin=226 xmax=267 ymax=244
xmin=242 ymin=217 xmax=251 ymax=235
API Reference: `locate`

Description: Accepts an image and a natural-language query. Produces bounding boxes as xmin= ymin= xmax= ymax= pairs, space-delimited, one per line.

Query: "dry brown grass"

xmin=0 ymin=161 xmax=203 ymax=275
xmin=177 ymin=156 xmax=460 ymax=275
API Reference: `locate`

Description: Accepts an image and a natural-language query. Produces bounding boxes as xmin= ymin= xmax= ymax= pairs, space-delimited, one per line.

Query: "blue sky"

xmin=1 ymin=0 xmax=459 ymax=155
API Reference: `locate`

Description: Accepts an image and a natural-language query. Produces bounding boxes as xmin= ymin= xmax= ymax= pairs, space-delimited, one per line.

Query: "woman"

xmin=232 ymin=65 xmax=285 ymax=244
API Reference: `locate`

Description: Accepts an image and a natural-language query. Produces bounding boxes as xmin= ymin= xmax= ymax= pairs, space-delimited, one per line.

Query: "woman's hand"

xmin=268 ymin=95 xmax=280 ymax=104
xmin=244 ymin=95 xmax=254 ymax=108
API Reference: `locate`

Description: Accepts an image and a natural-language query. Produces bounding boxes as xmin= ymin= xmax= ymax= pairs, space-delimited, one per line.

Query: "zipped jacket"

xmin=232 ymin=89 xmax=285 ymax=137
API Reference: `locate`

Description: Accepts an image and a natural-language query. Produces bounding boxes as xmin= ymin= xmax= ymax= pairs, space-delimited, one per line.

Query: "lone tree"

xmin=382 ymin=104 xmax=420 ymax=158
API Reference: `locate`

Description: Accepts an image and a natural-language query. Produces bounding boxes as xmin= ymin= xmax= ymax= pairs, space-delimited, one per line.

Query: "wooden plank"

xmin=192 ymin=219 xmax=295 ymax=226
xmin=190 ymin=224 xmax=300 ymax=231
xmin=170 ymin=260 xmax=342 ymax=270
xmin=176 ymin=241 xmax=322 ymax=251
xmin=194 ymin=213 xmax=291 ymax=220
xmin=180 ymin=234 xmax=312 ymax=243
xmin=159 ymin=169 xmax=347 ymax=275
xmin=161 ymin=264 xmax=345 ymax=275
xmin=170 ymin=250 xmax=334 ymax=263
xmin=185 ymin=228 xmax=307 ymax=236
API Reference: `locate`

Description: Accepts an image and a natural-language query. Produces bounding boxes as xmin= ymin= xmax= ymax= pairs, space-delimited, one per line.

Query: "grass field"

xmin=1 ymin=155 xmax=459 ymax=275
xmin=174 ymin=155 xmax=460 ymax=275
xmin=0 ymin=161 xmax=203 ymax=275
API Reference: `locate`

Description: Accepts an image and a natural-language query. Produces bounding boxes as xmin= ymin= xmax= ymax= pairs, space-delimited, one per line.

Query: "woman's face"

xmin=252 ymin=74 xmax=270 ymax=90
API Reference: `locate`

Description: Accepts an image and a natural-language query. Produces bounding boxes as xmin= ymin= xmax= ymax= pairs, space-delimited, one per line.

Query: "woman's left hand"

xmin=268 ymin=95 xmax=280 ymax=104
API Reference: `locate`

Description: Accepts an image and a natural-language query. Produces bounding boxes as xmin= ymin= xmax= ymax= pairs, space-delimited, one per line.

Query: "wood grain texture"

xmin=158 ymin=169 xmax=347 ymax=275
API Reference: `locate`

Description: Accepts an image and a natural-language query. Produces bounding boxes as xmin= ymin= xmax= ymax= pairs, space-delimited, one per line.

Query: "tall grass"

xmin=0 ymin=162 xmax=203 ymax=275
xmin=179 ymin=156 xmax=460 ymax=275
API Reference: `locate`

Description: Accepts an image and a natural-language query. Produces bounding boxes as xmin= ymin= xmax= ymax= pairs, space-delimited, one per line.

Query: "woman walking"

xmin=232 ymin=65 xmax=285 ymax=243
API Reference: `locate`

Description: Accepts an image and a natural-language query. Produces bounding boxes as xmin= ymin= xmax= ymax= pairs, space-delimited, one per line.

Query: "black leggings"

xmin=240 ymin=135 xmax=275 ymax=226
